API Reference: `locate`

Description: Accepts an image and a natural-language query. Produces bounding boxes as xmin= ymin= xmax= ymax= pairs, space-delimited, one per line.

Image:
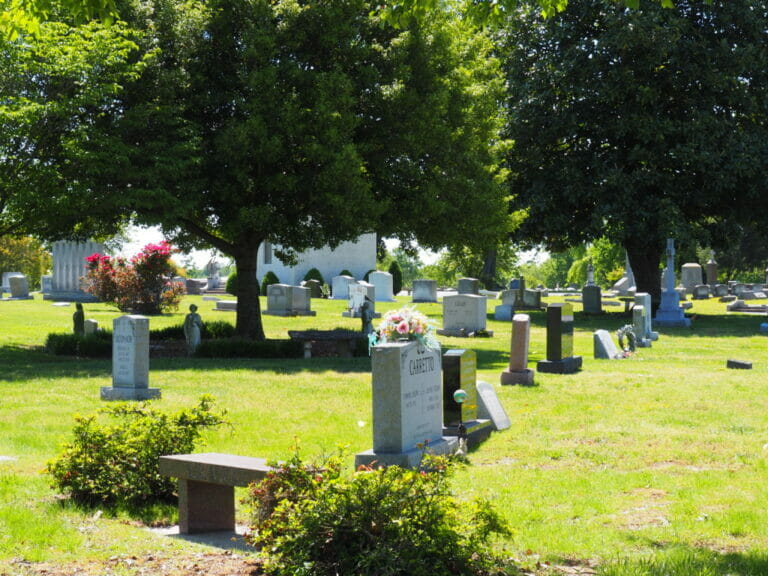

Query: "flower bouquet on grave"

xmin=374 ymin=306 xmax=440 ymax=350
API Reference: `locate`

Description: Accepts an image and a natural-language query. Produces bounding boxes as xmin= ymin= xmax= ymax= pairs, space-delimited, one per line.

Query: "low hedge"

xmin=46 ymin=320 xmax=238 ymax=358
xmin=194 ymin=338 xmax=304 ymax=359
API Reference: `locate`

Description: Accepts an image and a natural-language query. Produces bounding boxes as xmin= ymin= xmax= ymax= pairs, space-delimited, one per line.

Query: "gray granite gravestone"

xmin=537 ymin=303 xmax=582 ymax=374
xmin=442 ymin=349 xmax=492 ymax=446
xmin=681 ymin=263 xmax=703 ymax=294
xmin=476 ymin=381 xmax=511 ymax=431
xmin=412 ymin=279 xmax=438 ymax=303
xmin=101 ymin=315 xmax=160 ymax=400
xmin=265 ymin=284 xmax=316 ymax=316
xmin=582 ymin=284 xmax=602 ymax=315
xmin=355 ymin=341 xmax=456 ymax=468
xmin=632 ymin=305 xmax=652 ymax=347
xmin=8 ymin=275 xmax=31 ymax=299
xmin=437 ymin=294 xmax=491 ymax=337
xmin=593 ymin=329 xmax=621 ymax=359
xmin=457 ymin=277 xmax=480 ymax=295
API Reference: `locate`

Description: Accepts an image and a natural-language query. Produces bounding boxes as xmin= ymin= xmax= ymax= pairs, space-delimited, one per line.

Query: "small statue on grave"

xmin=183 ymin=303 xmax=203 ymax=355
xmin=73 ymin=303 xmax=85 ymax=336
xmin=360 ymin=299 xmax=374 ymax=336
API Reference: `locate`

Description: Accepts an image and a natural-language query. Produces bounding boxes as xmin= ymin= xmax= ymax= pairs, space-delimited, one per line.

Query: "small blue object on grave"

xmin=760 ymin=323 xmax=768 ymax=334
xmin=726 ymin=359 xmax=752 ymax=370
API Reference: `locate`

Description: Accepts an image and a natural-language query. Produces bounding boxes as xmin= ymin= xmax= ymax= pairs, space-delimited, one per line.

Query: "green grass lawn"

xmin=2 ymin=292 xmax=768 ymax=575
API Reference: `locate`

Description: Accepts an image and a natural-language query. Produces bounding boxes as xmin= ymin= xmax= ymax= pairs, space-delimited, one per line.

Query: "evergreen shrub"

xmin=46 ymin=396 xmax=227 ymax=505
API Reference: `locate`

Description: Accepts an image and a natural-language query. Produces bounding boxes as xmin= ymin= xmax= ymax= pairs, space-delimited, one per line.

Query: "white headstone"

xmin=331 ymin=275 xmax=356 ymax=300
xmin=101 ymin=315 xmax=160 ymax=400
xmin=84 ymin=319 xmax=99 ymax=336
xmin=2 ymin=272 xmax=22 ymax=292
xmin=355 ymin=341 xmax=456 ymax=468
xmin=369 ymin=271 xmax=395 ymax=302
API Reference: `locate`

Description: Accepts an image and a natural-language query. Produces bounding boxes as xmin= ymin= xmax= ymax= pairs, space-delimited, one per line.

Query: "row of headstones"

xmin=0 ymin=272 xmax=32 ymax=300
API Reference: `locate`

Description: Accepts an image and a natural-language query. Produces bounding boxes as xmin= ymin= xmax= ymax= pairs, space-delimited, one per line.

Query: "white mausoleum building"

xmin=256 ymin=233 xmax=377 ymax=285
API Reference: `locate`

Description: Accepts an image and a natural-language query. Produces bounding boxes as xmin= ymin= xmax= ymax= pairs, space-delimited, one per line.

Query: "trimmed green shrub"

xmin=246 ymin=453 xmax=511 ymax=576
xmin=261 ymin=271 xmax=280 ymax=295
xmin=194 ymin=338 xmax=303 ymax=358
xmin=363 ymin=269 xmax=376 ymax=282
xmin=388 ymin=260 xmax=403 ymax=295
xmin=203 ymin=320 xmax=236 ymax=340
xmin=339 ymin=269 xmax=353 ymax=278
xmin=46 ymin=396 xmax=227 ymax=505
xmin=303 ymin=267 xmax=325 ymax=285
xmin=226 ymin=270 xmax=237 ymax=295
xmin=45 ymin=332 xmax=111 ymax=358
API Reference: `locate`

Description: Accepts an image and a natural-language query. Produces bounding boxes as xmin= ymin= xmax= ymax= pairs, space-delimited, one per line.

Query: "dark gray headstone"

xmin=443 ymin=349 xmax=478 ymax=426
xmin=726 ymin=359 xmax=752 ymax=370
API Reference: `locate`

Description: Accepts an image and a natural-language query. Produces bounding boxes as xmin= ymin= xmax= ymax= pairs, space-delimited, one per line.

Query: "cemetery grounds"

xmin=1 ymin=293 xmax=768 ymax=575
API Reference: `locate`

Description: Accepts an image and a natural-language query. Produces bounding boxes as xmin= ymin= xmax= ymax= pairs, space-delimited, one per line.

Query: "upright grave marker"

xmin=369 ymin=271 xmax=395 ymax=302
xmin=537 ymin=303 xmax=582 ymax=374
xmin=343 ymin=282 xmax=379 ymax=318
xmin=101 ymin=315 xmax=160 ymax=400
xmin=501 ymin=314 xmax=534 ymax=385
xmin=355 ymin=341 xmax=456 ymax=468
xmin=331 ymin=275 xmax=356 ymax=300
xmin=437 ymin=294 xmax=491 ymax=337
xmin=442 ymin=350 xmax=491 ymax=446
xmin=457 ymin=277 xmax=480 ymax=295
xmin=412 ymin=279 xmax=438 ymax=303
xmin=654 ymin=239 xmax=691 ymax=327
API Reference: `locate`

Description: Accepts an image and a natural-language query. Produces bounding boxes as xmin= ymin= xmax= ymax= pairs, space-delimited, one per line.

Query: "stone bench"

xmin=159 ymin=452 xmax=272 ymax=534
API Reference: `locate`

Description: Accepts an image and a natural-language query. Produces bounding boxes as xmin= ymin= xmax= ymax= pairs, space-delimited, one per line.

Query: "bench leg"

xmin=178 ymin=479 xmax=235 ymax=534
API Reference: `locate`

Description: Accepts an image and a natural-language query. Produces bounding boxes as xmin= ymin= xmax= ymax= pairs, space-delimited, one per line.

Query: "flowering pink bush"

xmin=83 ymin=241 xmax=185 ymax=315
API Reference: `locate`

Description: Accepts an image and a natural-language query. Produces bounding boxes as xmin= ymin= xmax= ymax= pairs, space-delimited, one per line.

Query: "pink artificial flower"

xmin=396 ymin=320 xmax=409 ymax=334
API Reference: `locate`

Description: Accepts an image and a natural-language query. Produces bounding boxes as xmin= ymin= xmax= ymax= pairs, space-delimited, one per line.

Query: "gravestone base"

xmin=442 ymin=419 xmax=493 ymax=448
xmin=342 ymin=311 xmax=381 ymax=319
xmin=355 ymin=437 xmax=457 ymax=469
xmin=436 ymin=328 xmax=494 ymax=338
xmin=536 ymin=356 xmax=582 ymax=374
xmin=1 ymin=295 xmax=33 ymax=301
xmin=100 ymin=386 xmax=161 ymax=401
xmin=654 ymin=291 xmax=692 ymax=327
xmin=43 ymin=291 xmax=100 ymax=303
xmin=494 ymin=304 xmax=514 ymax=321
xmin=264 ymin=310 xmax=317 ymax=317
xmin=500 ymin=368 xmax=535 ymax=386
xmin=412 ymin=297 xmax=438 ymax=303
xmin=214 ymin=300 xmax=238 ymax=311
xmin=635 ymin=338 xmax=652 ymax=348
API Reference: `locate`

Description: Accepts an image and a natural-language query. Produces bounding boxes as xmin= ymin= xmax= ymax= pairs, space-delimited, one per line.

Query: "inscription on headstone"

xmin=101 ymin=315 xmax=160 ymax=400
xmin=355 ymin=341 xmax=455 ymax=468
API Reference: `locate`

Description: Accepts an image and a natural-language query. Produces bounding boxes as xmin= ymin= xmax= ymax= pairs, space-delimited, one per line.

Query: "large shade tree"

xmin=502 ymin=0 xmax=768 ymax=304
xmin=3 ymin=0 xmax=508 ymax=339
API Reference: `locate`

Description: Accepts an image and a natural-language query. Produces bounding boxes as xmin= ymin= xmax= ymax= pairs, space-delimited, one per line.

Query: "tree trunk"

xmin=626 ymin=242 xmax=663 ymax=313
xmin=480 ymin=248 xmax=499 ymax=290
xmin=233 ymin=247 xmax=265 ymax=341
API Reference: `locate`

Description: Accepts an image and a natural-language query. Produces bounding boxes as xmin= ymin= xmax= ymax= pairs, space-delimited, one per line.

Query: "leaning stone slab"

xmin=593 ymin=329 xmax=622 ymax=360
xmin=726 ymin=359 xmax=752 ymax=370
xmin=476 ymin=381 xmax=510 ymax=431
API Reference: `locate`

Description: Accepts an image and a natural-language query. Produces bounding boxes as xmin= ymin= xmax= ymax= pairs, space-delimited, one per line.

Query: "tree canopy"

xmin=2 ymin=0 xmax=508 ymax=339
xmin=502 ymin=0 xmax=768 ymax=302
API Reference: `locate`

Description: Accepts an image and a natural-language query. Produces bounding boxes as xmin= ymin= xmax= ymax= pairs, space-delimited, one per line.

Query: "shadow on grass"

xmin=597 ymin=544 xmax=768 ymax=576
xmin=0 ymin=345 xmax=374 ymax=381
